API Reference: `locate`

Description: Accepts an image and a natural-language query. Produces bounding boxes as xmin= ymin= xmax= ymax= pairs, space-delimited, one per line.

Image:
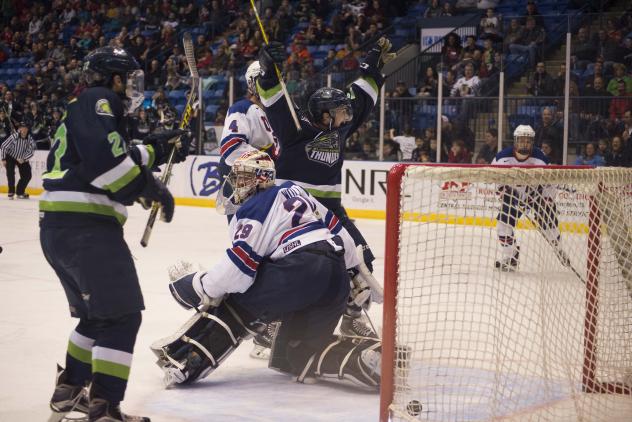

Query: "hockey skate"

xmin=495 ymin=247 xmax=520 ymax=272
xmin=339 ymin=314 xmax=379 ymax=339
xmin=48 ymin=364 xmax=89 ymax=422
xmin=249 ymin=322 xmax=279 ymax=360
xmin=88 ymin=396 xmax=150 ymax=422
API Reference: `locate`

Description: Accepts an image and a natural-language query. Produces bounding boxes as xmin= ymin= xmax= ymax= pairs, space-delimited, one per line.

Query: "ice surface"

xmin=0 ymin=197 xmax=386 ymax=422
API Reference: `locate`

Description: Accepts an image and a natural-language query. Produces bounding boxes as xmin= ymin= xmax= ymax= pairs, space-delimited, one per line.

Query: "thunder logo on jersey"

xmin=305 ymin=131 xmax=341 ymax=167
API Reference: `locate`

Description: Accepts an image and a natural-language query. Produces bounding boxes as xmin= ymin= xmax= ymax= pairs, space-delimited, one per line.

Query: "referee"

xmin=1 ymin=121 xmax=34 ymax=199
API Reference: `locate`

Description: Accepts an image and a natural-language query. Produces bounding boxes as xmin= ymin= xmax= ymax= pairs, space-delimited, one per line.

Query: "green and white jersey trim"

xmin=134 ymin=144 xmax=155 ymax=168
xmin=353 ymin=77 xmax=379 ymax=105
xmin=92 ymin=346 xmax=133 ymax=380
xmin=39 ymin=191 xmax=128 ymax=225
xmin=276 ymin=179 xmax=341 ymax=199
xmin=90 ymin=156 xmax=141 ymax=193
xmin=67 ymin=330 xmax=95 ymax=364
xmin=257 ymin=80 xmax=283 ymax=107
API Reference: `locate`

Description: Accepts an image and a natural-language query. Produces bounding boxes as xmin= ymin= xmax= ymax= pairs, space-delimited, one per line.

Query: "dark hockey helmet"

xmin=307 ymin=87 xmax=353 ymax=128
xmin=83 ymin=46 xmax=144 ymax=114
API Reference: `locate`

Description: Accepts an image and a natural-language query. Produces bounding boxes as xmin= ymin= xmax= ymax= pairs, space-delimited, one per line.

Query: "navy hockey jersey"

xmin=39 ymin=87 xmax=156 ymax=226
xmin=257 ymin=72 xmax=382 ymax=209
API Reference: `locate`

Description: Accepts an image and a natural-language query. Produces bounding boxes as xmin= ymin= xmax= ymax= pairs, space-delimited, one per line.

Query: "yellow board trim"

xmin=0 ymin=187 xmax=592 ymax=233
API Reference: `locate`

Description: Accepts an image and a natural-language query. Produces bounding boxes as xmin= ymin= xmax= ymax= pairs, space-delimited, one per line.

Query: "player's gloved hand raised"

xmin=167 ymin=261 xmax=224 ymax=311
xmin=259 ymin=41 xmax=286 ymax=75
xmin=361 ymin=37 xmax=396 ymax=73
xmin=139 ymin=168 xmax=174 ymax=222
xmin=144 ymin=129 xmax=191 ymax=166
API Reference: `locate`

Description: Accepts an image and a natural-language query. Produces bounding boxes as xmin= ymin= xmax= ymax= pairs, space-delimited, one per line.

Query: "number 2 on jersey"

xmin=283 ymin=197 xmax=308 ymax=226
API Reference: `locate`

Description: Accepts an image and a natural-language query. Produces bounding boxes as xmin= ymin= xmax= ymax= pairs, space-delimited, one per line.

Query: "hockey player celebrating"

xmin=40 ymin=46 xmax=189 ymax=422
xmin=152 ymin=151 xmax=383 ymax=389
xmin=492 ymin=124 xmax=570 ymax=271
xmin=255 ymin=37 xmax=395 ymax=338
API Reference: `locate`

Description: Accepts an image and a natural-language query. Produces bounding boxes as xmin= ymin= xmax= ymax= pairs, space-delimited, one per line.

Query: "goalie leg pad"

xmin=298 ymin=336 xmax=383 ymax=389
xmin=150 ymin=301 xmax=255 ymax=386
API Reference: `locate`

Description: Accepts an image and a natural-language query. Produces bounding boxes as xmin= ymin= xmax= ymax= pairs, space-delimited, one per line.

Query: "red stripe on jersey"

xmin=231 ymin=246 xmax=259 ymax=271
xmin=220 ymin=138 xmax=242 ymax=156
xmin=328 ymin=214 xmax=339 ymax=231
xmin=278 ymin=222 xmax=311 ymax=245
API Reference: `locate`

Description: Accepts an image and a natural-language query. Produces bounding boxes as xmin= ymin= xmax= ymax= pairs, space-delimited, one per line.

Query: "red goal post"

xmin=380 ymin=163 xmax=632 ymax=422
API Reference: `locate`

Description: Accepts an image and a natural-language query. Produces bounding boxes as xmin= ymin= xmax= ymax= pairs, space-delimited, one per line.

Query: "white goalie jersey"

xmin=199 ymin=181 xmax=360 ymax=299
xmin=219 ymin=99 xmax=279 ymax=165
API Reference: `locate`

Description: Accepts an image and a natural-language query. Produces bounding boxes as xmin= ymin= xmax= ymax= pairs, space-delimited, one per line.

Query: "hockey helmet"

xmin=83 ymin=46 xmax=144 ymax=114
xmin=513 ymin=124 xmax=535 ymax=160
xmin=245 ymin=61 xmax=262 ymax=97
xmin=227 ymin=151 xmax=276 ymax=205
xmin=307 ymin=87 xmax=353 ymax=128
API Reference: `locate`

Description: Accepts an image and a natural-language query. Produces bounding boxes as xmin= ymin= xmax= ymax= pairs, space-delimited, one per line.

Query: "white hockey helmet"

xmin=513 ymin=124 xmax=535 ymax=160
xmin=245 ymin=60 xmax=262 ymax=96
xmin=228 ymin=150 xmax=275 ymax=205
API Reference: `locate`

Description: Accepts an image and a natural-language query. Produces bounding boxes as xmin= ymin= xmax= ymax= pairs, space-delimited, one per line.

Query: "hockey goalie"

xmin=150 ymin=151 xmax=385 ymax=389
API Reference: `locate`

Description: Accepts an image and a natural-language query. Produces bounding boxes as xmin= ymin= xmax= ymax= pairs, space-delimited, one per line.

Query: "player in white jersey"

xmin=216 ymin=61 xmax=279 ymax=216
xmin=492 ymin=125 xmax=570 ymax=271
xmin=151 ymin=151 xmax=383 ymax=388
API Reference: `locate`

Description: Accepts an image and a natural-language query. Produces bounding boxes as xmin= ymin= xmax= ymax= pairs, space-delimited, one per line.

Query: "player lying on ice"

xmin=151 ymin=150 xmax=385 ymax=389
xmin=492 ymin=124 xmax=571 ymax=271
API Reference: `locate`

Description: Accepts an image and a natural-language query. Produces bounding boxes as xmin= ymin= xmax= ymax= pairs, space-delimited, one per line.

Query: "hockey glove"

xmin=361 ymin=37 xmax=396 ymax=73
xmin=168 ymin=261 xmax=223 ymax=311
xmin=144 ymin=129 xmax=191 ymax=166
xmin=139 ymin=168 xmax=175 ymax=222
xmin=259 ymin=41 xmax=286 ymax=76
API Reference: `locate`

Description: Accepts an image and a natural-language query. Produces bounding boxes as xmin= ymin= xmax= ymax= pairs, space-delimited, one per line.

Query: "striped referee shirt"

xmin=0 ymin=132 xmax=35 ymax=161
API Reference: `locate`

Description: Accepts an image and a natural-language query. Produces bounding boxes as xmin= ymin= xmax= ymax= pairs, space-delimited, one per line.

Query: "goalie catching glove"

xmin=167 ymin=261 xmax=223 ymax=310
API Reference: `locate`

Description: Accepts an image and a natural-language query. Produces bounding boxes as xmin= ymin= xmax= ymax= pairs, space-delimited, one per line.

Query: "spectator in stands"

xmin=442 ymin=69 xmax=457 ymax=94
xmin=607 ymin=64 xmax=632 ymax=96
xmin=383 ymin=140 xmax=402 ymax=161
xmin=509 ymin=16 xmax=545 ymax=68
xmin=522 ymin=0 xmax=544 ymax=28
xmin=503 ymin=18 xmax=524 ymax=51
xmin=541 ymin=140 xmax=554 ymax=161
xmin=605 ymin=136 xmax=629 ymax=166
xmin=582 ymin=60 xmax=606 ymax=91
xmin=130 ymin=108 xmax=154 ymax=141
xmin=391 ymin=126 xmax=416 ymax=161
xmin=476 ymin=128 xmax=498 ymax=164
xmin=594 ymin=30 xmax=624 ymax=71
xmin=359 ymin=141 xmax=376 ymax=160
xmin=575 ymin=142 xmax=605 ymax=166
xmin=597 ymin=138 xmax=610 ymax=158
xmin=450 ymin=63 xmax=480 ymax=97
xmin=535 ymin=107 xmax=563 ymax=163
xmin=448 ymin=139 xmax=472 ymax=163
xmin=609 ymin=80 xmax=632 ymax=121
xmin=25 ymin=101 xmax=48 ymax=149
xmin=424 ymin=0 xmax=443 ymax=18
xmin=621 ymin=109 xmax=632 ymax=143
xmin=0 ymin=108 xmax=11 ymax=141
xmin=552 ymin=63 xmax=580 ymax=97
xmin=480 ymin=8 xmax=502 ymax=42
xmin=527 ymin=62 xmax=556 ymax=96
xmin=417 ymin=66 xmax=438 ymax=97
xmin=442 ymin=33 xmax=463 ymax=69
xmin=572 ymin=27 xmax=597 ymax=71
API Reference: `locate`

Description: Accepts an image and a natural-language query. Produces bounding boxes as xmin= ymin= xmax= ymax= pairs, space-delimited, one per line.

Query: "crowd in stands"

xmin=1 ymin=0 xmax=631 ymax=169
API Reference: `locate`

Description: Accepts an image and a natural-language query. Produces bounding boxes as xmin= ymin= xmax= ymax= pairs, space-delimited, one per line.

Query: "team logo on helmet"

xmin=305 ymin=132 xmax=341 ymax=167
xmin=95 ymin=99 xmax=114 ymax=117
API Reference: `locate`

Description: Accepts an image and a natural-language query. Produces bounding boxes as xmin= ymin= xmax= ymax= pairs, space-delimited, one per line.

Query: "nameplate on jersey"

xmin=283 ymin=240 xmax=301 ymax=254
xmin=95 ymin=99 xmax=114 ymax=117
xmin=305 ymin=132 xmax=340 ymax=167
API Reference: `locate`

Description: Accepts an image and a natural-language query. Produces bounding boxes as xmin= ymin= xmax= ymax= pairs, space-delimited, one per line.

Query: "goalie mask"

xmin=218 ymin=151 xmax=275 ymax=213
xmin=513 ymin=124 xmax=535 ymax=160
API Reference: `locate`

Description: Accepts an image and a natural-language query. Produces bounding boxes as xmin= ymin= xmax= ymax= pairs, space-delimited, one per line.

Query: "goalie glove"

xmin=168 ymin=261 xmax=223 ymax=311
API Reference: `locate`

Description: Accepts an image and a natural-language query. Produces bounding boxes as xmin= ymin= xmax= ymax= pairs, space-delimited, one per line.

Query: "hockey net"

xmin=380 ymin=164 xmax=632 ymax=422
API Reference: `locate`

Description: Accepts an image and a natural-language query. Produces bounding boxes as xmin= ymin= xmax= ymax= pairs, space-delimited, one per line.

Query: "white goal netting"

xmin=383 ymin=165 xmax=632 ymax=422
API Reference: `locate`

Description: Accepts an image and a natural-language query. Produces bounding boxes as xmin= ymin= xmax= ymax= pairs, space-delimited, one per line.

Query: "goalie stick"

xmin=140 ymin=32 xmax=199 ymax=247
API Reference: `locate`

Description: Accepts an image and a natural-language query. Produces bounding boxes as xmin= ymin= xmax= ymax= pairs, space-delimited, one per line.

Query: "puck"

xmin=406 ymin=400 xmax=422 ymax=416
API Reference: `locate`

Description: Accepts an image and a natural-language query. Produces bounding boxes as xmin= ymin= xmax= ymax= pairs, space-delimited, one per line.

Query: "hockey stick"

xmin=249 ymin=0 xmax=301 ymax=131
xmin=140 ymin=32 xmax=199 ymax=247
